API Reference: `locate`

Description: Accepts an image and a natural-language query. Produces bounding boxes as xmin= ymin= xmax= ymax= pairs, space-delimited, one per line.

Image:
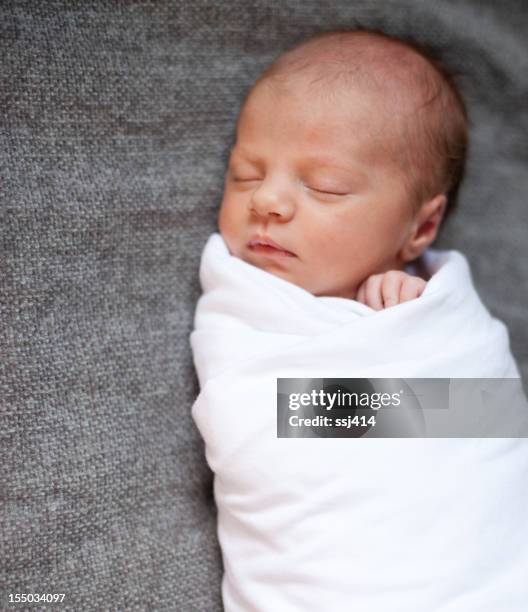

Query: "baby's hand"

xmin=356 ymin=270 xmax=426 ymax=310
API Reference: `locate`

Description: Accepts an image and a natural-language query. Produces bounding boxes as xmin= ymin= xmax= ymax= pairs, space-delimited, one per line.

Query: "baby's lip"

xmin=247 ymin=234 xmax=297 ymax=256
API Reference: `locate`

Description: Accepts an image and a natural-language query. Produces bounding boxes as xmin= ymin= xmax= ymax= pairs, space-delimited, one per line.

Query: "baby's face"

xmin=218 ymin=80 xmax=415 ymax=299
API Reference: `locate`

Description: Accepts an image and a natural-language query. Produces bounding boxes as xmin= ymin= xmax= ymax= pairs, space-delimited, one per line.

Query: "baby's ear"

xmin=400 ymin=194 xmax=447 ymax=262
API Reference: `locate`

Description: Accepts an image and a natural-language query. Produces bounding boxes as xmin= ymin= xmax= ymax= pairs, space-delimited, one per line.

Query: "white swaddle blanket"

xmin=190 ymin=232 xmax=528 ymax=612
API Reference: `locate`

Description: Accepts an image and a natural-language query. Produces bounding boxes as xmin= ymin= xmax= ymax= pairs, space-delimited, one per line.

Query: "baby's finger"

xmin=380 ymin=271 xmax=404 ymax=308
xmin=364 ymin=274 xmax=384 ymax=310
xmin=400 ymin=277 xmax=427 ymax=303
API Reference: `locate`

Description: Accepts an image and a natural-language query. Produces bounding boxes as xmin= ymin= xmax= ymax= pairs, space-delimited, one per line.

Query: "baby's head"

xmin=219 ymin=28 xmax=468 ymax=299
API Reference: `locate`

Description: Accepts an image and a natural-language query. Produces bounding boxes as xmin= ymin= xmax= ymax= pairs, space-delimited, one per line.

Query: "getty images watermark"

xmin=277 ymin=378 xmax=528 ymax=438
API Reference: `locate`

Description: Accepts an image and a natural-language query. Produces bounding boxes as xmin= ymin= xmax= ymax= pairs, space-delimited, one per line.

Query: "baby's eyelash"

xmin=309 ymin=186 xmax=349 ymax=196
xmin=230 ymin=176 xmax=348 ymax=196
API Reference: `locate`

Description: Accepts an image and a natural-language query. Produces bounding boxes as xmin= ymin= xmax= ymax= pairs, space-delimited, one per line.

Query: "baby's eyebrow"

xmin=230 ymin=148 xmax=369 ymax=181
xmin=229 ymin=147 xmax=260 ymax=163
xmin=302 ymin=154 xmax=368 ymax=177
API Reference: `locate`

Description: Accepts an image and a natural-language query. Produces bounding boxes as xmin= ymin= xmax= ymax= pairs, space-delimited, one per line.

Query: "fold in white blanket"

xmin=190 ymin=232 xmax=528 ymax=612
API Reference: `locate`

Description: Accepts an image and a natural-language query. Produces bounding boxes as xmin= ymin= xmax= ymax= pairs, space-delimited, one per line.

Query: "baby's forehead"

xmin=236 ymin=88 xmax=402 ymax=185
xmin=245 ymin=73 xmax=408 ymax=168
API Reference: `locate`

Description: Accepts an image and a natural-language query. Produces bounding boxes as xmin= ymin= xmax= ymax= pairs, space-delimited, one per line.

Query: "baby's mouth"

xmin=247 ymin=235 xmax=297 ymax=257
xmin=247 ymin=240 xmax=297 ymax=257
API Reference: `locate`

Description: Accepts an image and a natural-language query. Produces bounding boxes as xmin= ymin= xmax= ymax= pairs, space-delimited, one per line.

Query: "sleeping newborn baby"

xmin=218 ymin=28 xmax=460 ymax=308
xmin=190 ymin=28 xmax=528 ymax=612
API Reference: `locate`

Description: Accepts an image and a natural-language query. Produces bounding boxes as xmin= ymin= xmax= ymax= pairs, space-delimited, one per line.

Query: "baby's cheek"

xmin=218 ymin=204 xmax=242 ymax=245
xmin=305 ymin=258 xmax=363 ymax=299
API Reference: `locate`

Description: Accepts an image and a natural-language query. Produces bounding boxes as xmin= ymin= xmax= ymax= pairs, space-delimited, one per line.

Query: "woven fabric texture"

xmin=2 ymin=1 xmax=527 ymax=610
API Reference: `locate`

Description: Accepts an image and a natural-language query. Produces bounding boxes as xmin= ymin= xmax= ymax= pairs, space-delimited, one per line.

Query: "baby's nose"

xmin=250 ymin=178 xmax=295 ymax=220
